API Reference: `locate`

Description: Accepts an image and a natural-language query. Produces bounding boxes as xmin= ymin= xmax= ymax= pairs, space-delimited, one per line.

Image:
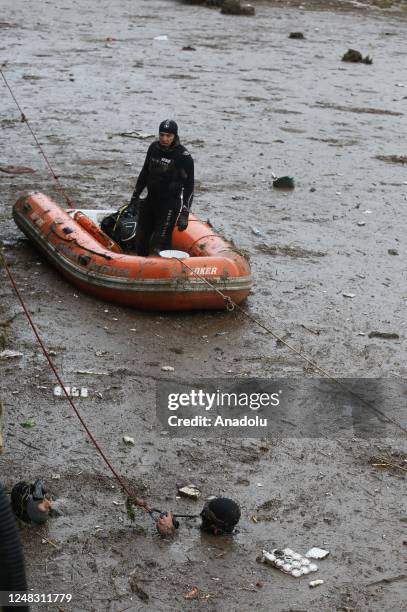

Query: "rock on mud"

xmin=221 ymin=0 xmax=255 ymax=15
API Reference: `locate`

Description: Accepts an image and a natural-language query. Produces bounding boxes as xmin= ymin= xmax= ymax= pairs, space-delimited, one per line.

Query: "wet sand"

xmin=1 ymin=1 xmax=406 ymax=610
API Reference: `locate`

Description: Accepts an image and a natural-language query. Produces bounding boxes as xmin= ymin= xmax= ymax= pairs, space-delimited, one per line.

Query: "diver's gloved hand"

xmin=177 ymin=207 xmax=189 ymax=232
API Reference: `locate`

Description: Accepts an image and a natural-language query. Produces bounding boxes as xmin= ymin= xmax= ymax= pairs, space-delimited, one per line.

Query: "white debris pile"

xmin=258 ymin=548 xmax=318 ymax=577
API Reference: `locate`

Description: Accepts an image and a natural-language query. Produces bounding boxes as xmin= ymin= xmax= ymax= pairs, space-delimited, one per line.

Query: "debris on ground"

xmin=183 ymin=586 xmax=200 ymax=600
xmin=272 ymin=175 xmax=295 ymax=189
xmin=0 ymin=164 xmax=35 ymax=174
xmin=368 ymin=449 xmax=407 ymax=474
xmin=75 ymin=369 xmax=109 ymax=375
xmin=20 ymin=420 xmax=35 ymax=428
xmin=0 ymin=350 xmax=23 ymax=359
xmin=178 ymin=484 xmax=201 ymax=499
xmin=161 ymin=365 xmax=175 ymax=372
xmin=123 ymin=435 xmax=135 ymax=445
xmin=309 ymin=579 xmax=324 ymax=588
xmin=289 ymin=32 xmax=305 ymax=39
xmin=306 ymin=547 xmax=330 ymax=559
xmin=221 ymin=0 xmax=255 ymax=16
xmin=53 ymin=385 xmax=89 ymax=397
xmin=375 ymin=154 xmax=407 ymax=164
xmin=256 ymin=498 xmax=282 ymax=521
xmin=368 ymin=331 xmax=399 ymax=339
xmin=110 ymin=131 xmax=155 ymax=139
xmin=258 ymin=548 xmax=319 ymax=577
xmin=251 ymin=227 xmax=264 ymax=236
xmin=342 ymin=48 xmax=373 ymax=64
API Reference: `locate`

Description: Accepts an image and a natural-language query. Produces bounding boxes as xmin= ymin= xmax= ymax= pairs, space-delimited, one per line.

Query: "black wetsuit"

xmin=130 ymin=137 xmax=194 ymax=255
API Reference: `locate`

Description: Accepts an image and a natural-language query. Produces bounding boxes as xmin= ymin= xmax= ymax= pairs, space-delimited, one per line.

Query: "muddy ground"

xmin=1 ymin=0 xmax=406 ymax=610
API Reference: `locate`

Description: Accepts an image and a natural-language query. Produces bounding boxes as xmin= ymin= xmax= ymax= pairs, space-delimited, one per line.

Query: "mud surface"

xmin=1 ymin=1 xmax=406 ymax=610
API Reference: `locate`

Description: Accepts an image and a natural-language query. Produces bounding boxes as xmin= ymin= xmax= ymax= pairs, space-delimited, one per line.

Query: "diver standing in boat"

xmin=130 ymin=120 xmax=194 ymax=256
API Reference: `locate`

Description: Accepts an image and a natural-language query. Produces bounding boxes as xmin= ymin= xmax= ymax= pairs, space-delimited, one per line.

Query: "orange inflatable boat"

xmin=13 ymin=192 xmax=252 ymax=311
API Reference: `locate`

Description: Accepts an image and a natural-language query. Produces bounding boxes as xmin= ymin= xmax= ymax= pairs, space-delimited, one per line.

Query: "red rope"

xmin=0 ymin=68 xmax=74 ymax=208
xmin=0 ymin=253 xmax=151 ymax=513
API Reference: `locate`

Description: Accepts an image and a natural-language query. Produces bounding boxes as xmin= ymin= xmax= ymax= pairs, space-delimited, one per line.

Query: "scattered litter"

xmin=20 ymin=420 xmax=35 ymax=428
xmin=309 ymin=579 xmax=324 ymax=588
xmin=123 ymin=435 xmax=135 ymax=445
xmin=343 ymin=292 xmax=355 ymax=298
xmin=300 ymin=324 xmax=320 ymax=335
xmin=251 ymin=227 xmax=264 ymax=237
xmin=257 ymin=483 xmax=263 ymax=487
xmin=76 ymin=369 xmax=109 ymax=376
xmin=0 ymin=164 xmax=35 ymax=174
xmin=95 ymin=350 xmax=107 ymax=356
xmin=221 ymin=1 xmax=255 ymax=15
xmin=182 ymin=45 xmax=196 ymax=51
xmin=357 ymin=221 xmax=366 ymax=226
xmin=273 ymin=175 xmax=295 ymax=189
xmin=161 ymin=365 xmax=175 ymax=372
xmin=342 ymin=49 xmax=372 ymax=64
xmin=258 ymin=548 xmax=318 ymax=577
xmin=113 ymin=131 xmax=155 ymax=140
xmin=53 ymin=386 xmax=89 ymax=398
xmin=388 ymin=249 xmax=399 ymax=256
xmin=183 ymin=587 xmax=199 ymax=600
xmin=306 ymin=547 xmax=330 ymax=559
xmin=51 ymin=473 xmax=61 ymax=480
xmin=376 ymin=155 xmax=407 ymax=165
xmin=154 ymin=35 xmax=168 ymax=41
xmin=289 ymin=32 xmax=305 ymax=39
xmin=0 ymin=350 xmax=23 ymax=360
xmin=178 ymin=485 xmax=201 ymax=500
xmin=395 ymin=83 xmax=405 ymax=87
xmin=368 ymin=331 xmax=399 ymax=340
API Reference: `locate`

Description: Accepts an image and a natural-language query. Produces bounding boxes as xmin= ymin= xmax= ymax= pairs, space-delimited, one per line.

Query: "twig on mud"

xmin=300 ymin=324 xmax=321 ymax=335
xmin=18 ymin=438 xmax=42 ymax=451
xmin=39 ymin=536 xmax=59 ymax=549
xmin=371 ymin=461 xmax=407 ymax=472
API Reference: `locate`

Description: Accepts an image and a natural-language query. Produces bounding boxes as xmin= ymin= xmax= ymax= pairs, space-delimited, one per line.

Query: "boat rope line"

xmin=0 ymin=67 xmax=74 ymax=208
xmin=177 ymin=258 xmax=407 ymax=436
xmin=0 ymin=251 xmax=171 ymax=525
